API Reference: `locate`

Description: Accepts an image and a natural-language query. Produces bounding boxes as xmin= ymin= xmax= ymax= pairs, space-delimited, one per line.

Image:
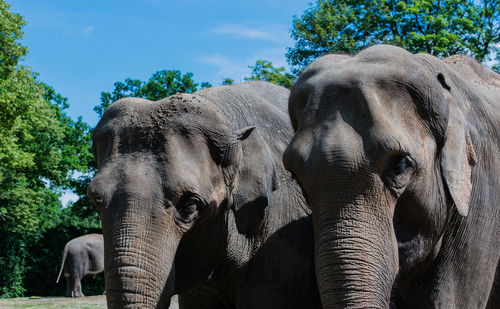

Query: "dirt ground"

xmin=0 ymin=295 xmax=107 ymax=309
xmin=0 ymin=295 xmax=179 ymax=309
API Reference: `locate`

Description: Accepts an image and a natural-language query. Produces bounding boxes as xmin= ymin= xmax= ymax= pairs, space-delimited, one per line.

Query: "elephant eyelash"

xmin=377 ymin=140 xmax=409 ymax=159
xmin=390 ymin=153 xmax=416 ymax=172
xmin=390 ymin=140 xmax=410 ymax=155
xmin=175 ymin=194 xmax=205 ymax=210
xmin=397 ymin=142 xmax=407 ymax=153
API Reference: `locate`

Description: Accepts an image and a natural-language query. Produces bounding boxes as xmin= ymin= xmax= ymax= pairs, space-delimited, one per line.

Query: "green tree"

xmin=221 ymin=77 xmax=234 ymax=85
xmin=244 ymin=60 xmax=296 ymax=88
xmin=466 ymin=0 xmax=500 ymax=62
xmin=0 ymin=1 xmax=94 ymax=297
xmin=200 ymin=81 xmax=213 ymax=89
xmin=287 ymin=0 xmax=500 ymax=72
xmin=0 ymin=0 xmax=26 ymax=80
xmin=96 ymin=70 xmax=212 ymax=117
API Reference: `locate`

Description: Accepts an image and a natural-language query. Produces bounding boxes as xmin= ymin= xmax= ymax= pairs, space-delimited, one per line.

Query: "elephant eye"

xmin=394 ymin=156 xmax=412 ymax=175
xmin=174 ymin=195 xmax=204 ymax=225
xmin=384 ymin=154 xmax=416 ymax=193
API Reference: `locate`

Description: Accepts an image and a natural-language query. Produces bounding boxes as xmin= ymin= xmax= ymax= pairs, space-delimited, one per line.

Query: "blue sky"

xmin=9 ymin=0 xmax=311 ymax=127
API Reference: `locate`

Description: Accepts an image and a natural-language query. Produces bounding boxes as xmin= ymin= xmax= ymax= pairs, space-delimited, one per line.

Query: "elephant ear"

xmin=230 ymin=126 xmax=279 ymax=235
xmin=437 ymin=73 xmax=477 ymax=217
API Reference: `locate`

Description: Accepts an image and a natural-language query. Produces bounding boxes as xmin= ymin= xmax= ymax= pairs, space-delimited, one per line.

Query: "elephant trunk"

xmin=103 ymin=197 xmax=180 ymax=309
xmin=314 ymin=200 xmax=398 ymax=308
xmin=105 ymin=265 xmax=173 ymax=309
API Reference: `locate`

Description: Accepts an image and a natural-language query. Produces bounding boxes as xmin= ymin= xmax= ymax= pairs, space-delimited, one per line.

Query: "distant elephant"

xmin=88 ymin=81 xmax=320 ymax=308
xmin=56 ymin=233 xmax=104 ymax=297
xmin=283 ymin=45 xmax=500 ymax=308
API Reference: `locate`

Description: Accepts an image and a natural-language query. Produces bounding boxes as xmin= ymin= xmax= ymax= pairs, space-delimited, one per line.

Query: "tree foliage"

xmin=221 ymin=77 xmax=234 ymax=85
xmin=0 ymin=0 xmax=26 ymax=80
xmin=287 ymin=0 xmax=500 ymax=72
xmin=244 ymin=60 xmax=296 ymax=88
xmin=0 ymin=1 xmax=95 ymax=297
xmin=95 ymin=70 xmax=212 ymax=117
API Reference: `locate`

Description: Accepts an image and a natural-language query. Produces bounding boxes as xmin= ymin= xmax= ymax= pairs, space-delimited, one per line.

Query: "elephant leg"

xmin=72 ymin=277 xmax=84 ymax=298
xmin=64 ymin=275 xmax=72 ymax=297
xmin=486 ymin=259 xmax=500 ymax=309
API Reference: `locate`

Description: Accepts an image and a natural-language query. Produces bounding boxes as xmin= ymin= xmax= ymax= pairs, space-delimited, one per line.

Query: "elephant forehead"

xmin=94 ymin=104 xmax=227 ymax=171
xmin=296 ymin=52 xmax=435 ymax=140
xmin=162 ymin=133 xmax=213 ymax=172
xmin=96 ymin=132 xmax=222 ymax=204
xmin=95 ymin=93 xmax=210 ymax=136
xmin=295 ymin=78 xmax=433 ymax=169
xmin=299 ymin=47 xmax=436 ymax=103
xmin=95 ymin=113 xmax=207 ymax=158
xmin=158 ymin=133 xmax=226 ymax=200
xmin=302 ymin=76 xmax=419 ymax=127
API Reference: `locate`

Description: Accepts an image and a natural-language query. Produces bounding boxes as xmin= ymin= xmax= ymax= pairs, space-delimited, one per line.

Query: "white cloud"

xmin=199 ymin=54 xmax=249 ymax=83
xmin=199 ymin=46 xmax=291 ymax=85
xmin=60 ymin=190 xmax=79 ymax=207
xmin=212 ymin=24 xmax=275 ymax=41
xmin=201 ymin=22 xmax=295 ymax=84
xmin=210 ymin=23 xmax=292 ymax=44
xmin=82 ymin=25 xmax=94 ymax=37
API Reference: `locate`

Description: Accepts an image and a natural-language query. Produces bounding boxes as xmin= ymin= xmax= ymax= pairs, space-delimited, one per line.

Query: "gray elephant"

xmin=87 ymin=81 xmax=320 ymax=308
xmin=283 ymin=44 xmax=500 ymax=308
xmin=56 ymin=233 xmax=104 ymax=297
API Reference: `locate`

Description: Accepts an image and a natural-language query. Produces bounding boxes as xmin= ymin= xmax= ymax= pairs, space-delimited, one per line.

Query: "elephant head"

xmin=283 ymin=45 xmax=478 ymax=308
xmin=88 ymin=93 xmax=278 ymax=308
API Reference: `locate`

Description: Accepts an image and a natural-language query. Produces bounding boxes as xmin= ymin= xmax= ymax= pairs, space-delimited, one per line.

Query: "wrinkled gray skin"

xmin=56 ymin=234 xmax=104 ymax=297
xmin=88 ymin=81 xmax=320 ymax=309
xmin=283 ymin=45 xmax=500 ymax=308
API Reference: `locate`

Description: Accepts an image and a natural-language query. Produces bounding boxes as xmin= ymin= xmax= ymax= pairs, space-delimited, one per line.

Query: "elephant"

xmin=87 ymin=81 xmax=320 ymax=308
xmin=56 ymin=233 xmax=104 ymax=297
xmin=283 ymin=44 xmax=500 ymax=308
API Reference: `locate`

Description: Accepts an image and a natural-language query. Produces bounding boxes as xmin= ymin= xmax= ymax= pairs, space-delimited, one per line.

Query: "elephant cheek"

xmin=102 ymin=205 xmax=181 ymax=309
